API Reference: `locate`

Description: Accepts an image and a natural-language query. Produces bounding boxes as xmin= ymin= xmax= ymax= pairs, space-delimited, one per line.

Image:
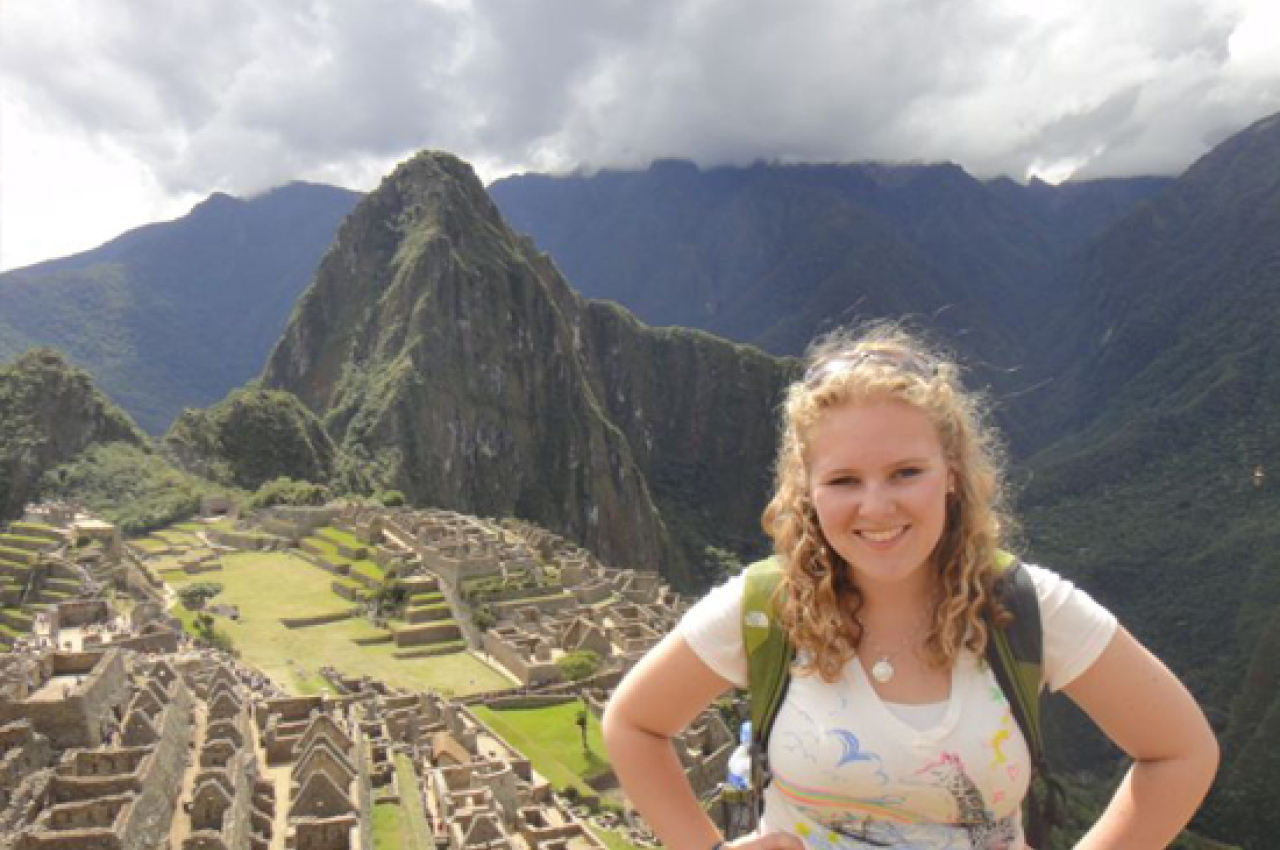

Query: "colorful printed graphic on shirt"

xmin=764 ymin=658 xmax=1027 ymax=849
xmin=773 ymin=751 xmax=1019 ymax=849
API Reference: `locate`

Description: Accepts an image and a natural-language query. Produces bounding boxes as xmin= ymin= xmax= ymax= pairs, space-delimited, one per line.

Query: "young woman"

xmin=603 ymin=324 xmax=1218 ymax=850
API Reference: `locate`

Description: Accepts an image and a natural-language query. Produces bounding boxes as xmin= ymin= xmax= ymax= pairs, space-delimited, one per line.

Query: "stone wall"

xmin=278 ymin=610 xmax=357 ymax=629
xmin=391 ymin=622 xmax=461 ymax=647
xmin=54 ymin=601 xmax=110 ymax=629
xmin=479 ymin=634 xmax=561 ymax=687
xmin=0 ymin=651 xmax=129 ymax=749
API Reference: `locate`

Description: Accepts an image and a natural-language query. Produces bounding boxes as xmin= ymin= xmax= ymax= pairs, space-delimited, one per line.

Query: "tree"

xmin=556 ymin=649 xmax=602 ymax=682
xmin=178 ymin=582 xmax=224 ymax=610
xmin=473 ymin=604 xmax=496 ymax=632
xmin=576 ymin=702 xmax=590 ymax=752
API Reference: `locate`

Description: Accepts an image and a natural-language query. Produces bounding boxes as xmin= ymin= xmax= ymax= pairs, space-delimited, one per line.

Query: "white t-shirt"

xmin=678 ymin=564 xmax=1117 ymax=850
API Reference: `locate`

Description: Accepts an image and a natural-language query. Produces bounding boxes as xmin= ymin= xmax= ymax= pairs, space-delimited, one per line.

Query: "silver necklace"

xmin=865 ymin=614 xmax=931 ymax=684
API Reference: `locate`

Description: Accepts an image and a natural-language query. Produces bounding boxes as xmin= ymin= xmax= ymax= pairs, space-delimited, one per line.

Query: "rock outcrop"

xmin=263 ymin=153 xmax=794 ymax=586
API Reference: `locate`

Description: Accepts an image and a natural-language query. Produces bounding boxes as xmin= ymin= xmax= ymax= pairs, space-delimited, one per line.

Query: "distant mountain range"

xmin=0 ymin=183 xmax=360 ymax=433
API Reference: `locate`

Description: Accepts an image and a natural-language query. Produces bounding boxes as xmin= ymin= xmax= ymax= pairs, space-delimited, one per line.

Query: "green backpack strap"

xmin=984 ymin=555 xmax=1063 ymax=847
xmin=985 ymin=553 xmax=1045 ymax=755
xmin=741 ymin=557 xmax=794 ymax=824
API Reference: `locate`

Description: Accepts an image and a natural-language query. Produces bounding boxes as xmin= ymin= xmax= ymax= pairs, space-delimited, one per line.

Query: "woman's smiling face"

xmin=806 ymin=397 xmax=953 ymax=593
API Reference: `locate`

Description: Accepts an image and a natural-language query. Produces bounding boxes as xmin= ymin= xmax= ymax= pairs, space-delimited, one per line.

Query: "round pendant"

xmin=871 ymin=657 xmax=895 ymax=683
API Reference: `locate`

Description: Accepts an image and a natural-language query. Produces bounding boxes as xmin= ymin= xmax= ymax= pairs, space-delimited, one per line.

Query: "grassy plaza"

xmin=472 ymin=699 xmax=611 ymax=797
xmin=160 ymin=548 xmax=513 ymax=695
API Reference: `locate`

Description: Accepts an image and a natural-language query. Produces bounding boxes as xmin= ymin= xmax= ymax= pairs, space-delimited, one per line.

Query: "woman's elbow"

xmin=602 ymin=689 xmax=638 ymax=756
xmin=1162 ymin=704 xmax=1220 ymax=798
xmin=1191 ymin=717 xmax=1221 ymax=786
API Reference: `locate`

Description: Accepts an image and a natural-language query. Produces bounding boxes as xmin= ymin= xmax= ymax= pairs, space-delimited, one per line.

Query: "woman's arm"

xmin=1062 ymin=626 xmax=1220 ymax=850
xmin=602 ymin=632 xmax=801 ymax=850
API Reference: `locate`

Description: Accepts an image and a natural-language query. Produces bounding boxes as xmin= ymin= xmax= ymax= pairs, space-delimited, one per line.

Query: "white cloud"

xmin=2 ymin=0 xmax=1279 ymax=269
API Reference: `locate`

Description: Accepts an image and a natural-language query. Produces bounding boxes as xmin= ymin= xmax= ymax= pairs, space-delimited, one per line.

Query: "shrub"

xmin=249 ymin=477 xmax=330 ymax=508
xmin=473 ymin=605 xmax=496 ymax=632
xmin=375 ymin=489 xmax=406 ymax=507
xmin=556 ymin=650 xmax=602 ymax=682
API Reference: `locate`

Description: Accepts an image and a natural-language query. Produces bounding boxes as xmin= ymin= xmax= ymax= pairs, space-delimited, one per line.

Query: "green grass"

xmin=0 ymin=546 xmax=36 ymax=565
xmin=176 ymin=519 xmax=234 ymax=533
xmin=472 ymin=700 xmax=610 ymax=797
xmin=163 ymin=550 xmax=513 ymax=696
xmin=373 ymin=802 xmax=407 ymax=850
xmin=1 ymin=534 xmax=54 ymax=550
xmin=154 ymin=530 xmax=200 ymax=547
xmin=131 ymin=539 xmax=171 ymax=553
xmin=393 ymin=753 xmax=430 ymax=850
xmin=588 ymin=826 xmax=650 ymax=850
xmin=11 ymin=522 xmax=57 ymax=534
xmin=317 ymin=526 xmax=363 ymax=550
xmin=305 ymin=528 xmax=384 ymax=587
xmin=350 ymin=559 xmax=385 ymax=584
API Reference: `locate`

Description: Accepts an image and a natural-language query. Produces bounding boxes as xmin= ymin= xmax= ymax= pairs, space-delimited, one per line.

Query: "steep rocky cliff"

xmin=263 ymin=152 xmax=794 ymax=586
xmin=0 ymin=349 xmax=146 ymax=520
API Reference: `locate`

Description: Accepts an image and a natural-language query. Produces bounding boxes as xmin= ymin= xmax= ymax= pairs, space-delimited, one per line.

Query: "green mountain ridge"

xmin=0 ymin=349 xmax=146 ymax=519
xmin=0 ymin=182 xmax=361 ymax=433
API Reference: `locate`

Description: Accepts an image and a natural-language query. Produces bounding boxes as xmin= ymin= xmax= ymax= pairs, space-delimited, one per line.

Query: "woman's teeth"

xmin=859 ymin=527 xmax=906 ymax=543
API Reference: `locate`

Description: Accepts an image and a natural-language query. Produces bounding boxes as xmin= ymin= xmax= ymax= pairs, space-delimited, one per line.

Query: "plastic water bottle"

xmin=726 ymin=721 xmax=753 ymax=790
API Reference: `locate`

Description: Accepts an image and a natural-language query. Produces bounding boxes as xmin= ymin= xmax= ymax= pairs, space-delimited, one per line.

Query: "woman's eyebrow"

xmin=815 ymin=456 xmax=934 ymax=474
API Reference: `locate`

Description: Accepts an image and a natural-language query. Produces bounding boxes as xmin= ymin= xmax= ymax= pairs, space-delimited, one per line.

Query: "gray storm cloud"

xmin=3 ymin=0 xmax=1278 ymax=194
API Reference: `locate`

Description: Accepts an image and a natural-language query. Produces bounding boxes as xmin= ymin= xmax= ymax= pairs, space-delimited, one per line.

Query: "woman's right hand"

xmin=727 ymin=833 xmax=806 ymax=850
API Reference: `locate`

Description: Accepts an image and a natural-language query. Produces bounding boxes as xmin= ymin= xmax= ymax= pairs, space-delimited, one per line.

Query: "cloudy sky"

xmin=3 ymin=0 xmax=1279 ymax=271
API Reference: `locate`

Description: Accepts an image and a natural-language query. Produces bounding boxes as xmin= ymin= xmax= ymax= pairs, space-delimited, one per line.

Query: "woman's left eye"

xmin=895 ymin=467 xmax=922 ymax=479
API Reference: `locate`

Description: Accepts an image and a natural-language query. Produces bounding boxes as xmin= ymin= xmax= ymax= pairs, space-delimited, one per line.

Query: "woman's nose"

xmin=858 ymin=482 xmax=894 ymax=518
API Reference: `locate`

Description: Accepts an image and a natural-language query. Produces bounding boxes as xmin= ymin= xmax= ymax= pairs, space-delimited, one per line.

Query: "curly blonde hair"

xmin=761 ymin=322 xmax=1015 ymax=682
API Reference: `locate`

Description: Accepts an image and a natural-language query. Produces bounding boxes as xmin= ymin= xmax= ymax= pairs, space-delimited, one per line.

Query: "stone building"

xmin=0 ymin=652 xmax=194 ymax=850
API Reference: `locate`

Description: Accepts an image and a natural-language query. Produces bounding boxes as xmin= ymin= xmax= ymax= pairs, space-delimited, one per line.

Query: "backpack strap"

xmin=741 ymin=557 xmax=793 ymax=829
xmin=984 ymin=555 xmax=1063 ymax=848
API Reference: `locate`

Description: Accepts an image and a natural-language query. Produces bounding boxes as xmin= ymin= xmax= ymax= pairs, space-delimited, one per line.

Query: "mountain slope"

xmin=263 ymin=152 xmax=794 ymax=586
xmin=0 ymin=182 xmax=360 ymax=433
xmin=1011 ymin=111 xmax=1280 ymax=847
xmin=0 ymin=348 xmax=146 ymax=520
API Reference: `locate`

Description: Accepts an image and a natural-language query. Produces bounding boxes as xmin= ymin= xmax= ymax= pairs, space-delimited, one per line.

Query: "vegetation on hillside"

xmin=38 ymin=442 xmax=235 ymax=535
xmin=0 ymin=348 xmax=146 ymax=521
xmin=166 ymin=385 xmax=337 ymax=490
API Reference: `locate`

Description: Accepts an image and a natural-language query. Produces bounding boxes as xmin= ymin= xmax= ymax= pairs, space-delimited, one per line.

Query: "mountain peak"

xmin=191 ymin=191 xmax=242 ymax=214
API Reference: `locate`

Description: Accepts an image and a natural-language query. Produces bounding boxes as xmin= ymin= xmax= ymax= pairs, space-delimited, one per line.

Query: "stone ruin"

xmin=478 ymin=561 xmax=684 ymax=688
xmin=0 ymin=648 xmax=194 ymax=850
xmin=1 ymin=500 xmax=731 ymax=850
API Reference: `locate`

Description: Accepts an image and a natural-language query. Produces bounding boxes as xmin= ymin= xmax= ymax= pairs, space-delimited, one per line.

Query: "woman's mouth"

xmin=856 ymin=526 xmax=909 ymax=546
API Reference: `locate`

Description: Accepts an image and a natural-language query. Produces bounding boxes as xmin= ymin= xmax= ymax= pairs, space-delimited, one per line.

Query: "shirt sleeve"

xmin=676 ymin=571 xmax=750 ymax=687
xmin=1025 ymin=564 xmax=1118 ymax=692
